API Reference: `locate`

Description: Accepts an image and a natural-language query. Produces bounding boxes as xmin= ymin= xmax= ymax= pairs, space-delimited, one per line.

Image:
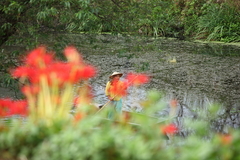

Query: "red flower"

xmin=46 ymin=62 xmax=70 ymax=86
xmin=12 ymin=47 xmax=56 ymax=84
xmin=64 ymin=46 xmax=83 ymax=64
xmin=0 ymin=99 xmax=28 ymax=117
xmin=67 ymin=65 xmax=96 ymax=84
xmin=25 ymin=46 xmax=53 ymax=67
xmin=0 ymin=99 xmax=12 ymax=117
xmin=160 ymin=123 xmax=178 ymax=135
xmin=126 ymin=73 xmax=149 ymax=86
xmin=12 ymin=46 xmax=96 ymax=87
xmin=21 ymin=85 xmax=40 ymax=96
xmin=12 ymin=66 xmax=42 ymax=84
xmin=9 ymin=100 xmax=28 ymax=116
xmin=79 ymin=65 xmax=96 ymax=80
xmin=11 ymin=66 xmax=34 ymax=78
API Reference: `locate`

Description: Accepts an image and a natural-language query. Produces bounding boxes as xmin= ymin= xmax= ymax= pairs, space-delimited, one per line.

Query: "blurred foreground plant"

xmin=0 ymin=46 xmax=96 ymax=125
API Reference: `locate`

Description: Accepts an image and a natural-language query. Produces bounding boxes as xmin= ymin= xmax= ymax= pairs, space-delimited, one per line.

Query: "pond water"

xmin=84 ymin=35 xmax=240 ymax=132
xmin=1 ymin=34 xmax=240 ymax=131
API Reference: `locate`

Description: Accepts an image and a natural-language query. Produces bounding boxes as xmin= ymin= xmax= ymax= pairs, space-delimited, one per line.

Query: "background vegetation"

xmin=1 ymin=0 xmax=240 ymax=47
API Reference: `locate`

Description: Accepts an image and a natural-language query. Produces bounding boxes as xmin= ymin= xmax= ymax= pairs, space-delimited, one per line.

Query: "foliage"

xmin=196 ymin=2 xmax=240 ymax=42
xmin=1 ymin=89 xmax=240 ymax=160
xmin=1 ymin=0 xmax=239 ymax=46
xmin=0 ymin=120 xmax=64 ymax=159
xmin=32 ymin=118 xmax=171 ymax=160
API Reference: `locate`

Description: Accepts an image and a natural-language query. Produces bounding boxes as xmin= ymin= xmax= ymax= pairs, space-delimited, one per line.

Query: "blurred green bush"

xmin=1 ymin=90 xmax=240 ymax=160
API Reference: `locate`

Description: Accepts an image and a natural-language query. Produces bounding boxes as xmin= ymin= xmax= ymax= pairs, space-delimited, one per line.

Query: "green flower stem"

xmin=57 ymin=83 xmax=73 ymax=119
xmin=40 ymin=76 xmax=53 ymax=122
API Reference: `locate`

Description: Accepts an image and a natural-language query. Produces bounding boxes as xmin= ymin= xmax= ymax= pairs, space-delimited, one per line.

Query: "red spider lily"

xmin=64 ymin=46 xmax=83 ymax=65
xmin=4 ymin=46 xmax=99 ymax=123
xmin=78 ymin=65 xmax=96 ymax=80
xmin=126 ymin=73 xmax=149 ymax=86
xmin=0 ymin=99 xmax=12 ymax=117
xmin=11 ymin=66 xmax=35 ymax=79
xmin=0 ymin=99 xmax=28 ymax=117
xmin=160 ymin=123 xmax=178 ymax=135
xmin=12 ymin=47 xmax=54 ymax=83
xmin=25 ymin=46 xmax=53 ymax=68
xmin=45 ymin=62 xmax=70 ymax=86
xmin=37 ymin=62 xmax=73 ymax=86
xmin=12 ymin=46 xmax=96 ymax=86
xmin=110 ymin=81 xmax=129 ymax=97
xmin=8 ymin=100 xmax=28 ymax=116
xmin=21 ymin=85 xmax=40 ymax=96
xmin=69 ymin=65 xmax=96 ymax=83
xmin=43 ymin=63 xmax=96 ymax=85
xmin=11 ymin=66 xmax=45 ymax=84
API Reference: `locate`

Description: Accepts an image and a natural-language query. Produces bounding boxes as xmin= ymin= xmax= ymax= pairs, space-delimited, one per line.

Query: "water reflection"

xmin=194 ymin=43 xmax=240 ymax=56
xmin=92 ymin=83 xmax=210 ymax=117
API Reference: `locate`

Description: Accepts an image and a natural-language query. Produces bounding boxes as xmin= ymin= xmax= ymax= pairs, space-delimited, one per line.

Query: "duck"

xmin=169 ymin=57 xmax=177 ymax=63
